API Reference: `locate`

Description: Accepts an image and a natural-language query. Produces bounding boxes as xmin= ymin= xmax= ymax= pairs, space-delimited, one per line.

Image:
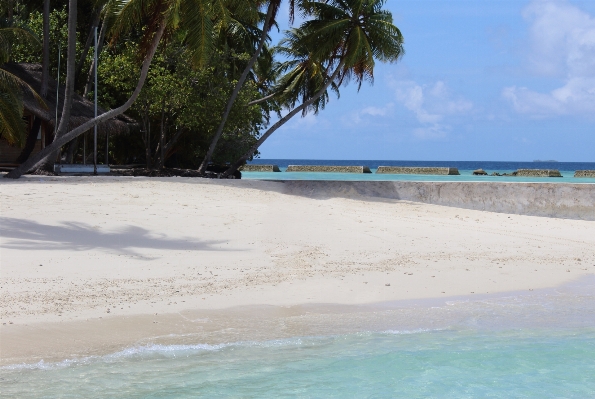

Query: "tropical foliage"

xmin=0 ymin=19 xmax=44 ymax=146
xmin=2 ymin=0 xmax=404 ymax=179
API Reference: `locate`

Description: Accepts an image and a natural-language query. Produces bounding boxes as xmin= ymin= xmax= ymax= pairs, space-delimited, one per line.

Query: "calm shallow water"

xmin=244 ymin=159 xmax=595 ymax=183
xmin=2 ymin=329 xmax=595 ymax=398
xmin=3 ymin=278 xmax=595 ymax=398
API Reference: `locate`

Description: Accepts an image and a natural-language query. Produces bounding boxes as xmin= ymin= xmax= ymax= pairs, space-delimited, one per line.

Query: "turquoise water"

xmin=243 ymin=160 xmax=595 ymax=183
xmin=2 ymin=329 xmax=595 ymax=398
xmin=3 ymin=278 xmax=595 ymax=398
xmin=243 ymin=168 xmax=595 ymax=183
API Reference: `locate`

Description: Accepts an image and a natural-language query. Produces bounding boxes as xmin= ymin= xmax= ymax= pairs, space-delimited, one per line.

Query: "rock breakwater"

xmin=286 ymin=165 xmax=372 ymax=173
xmin=376 ymin=166 xmax=460 ymax=175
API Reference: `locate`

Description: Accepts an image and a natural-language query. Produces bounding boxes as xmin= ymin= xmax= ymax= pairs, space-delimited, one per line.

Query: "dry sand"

xmin=1 ymin=176 xmax=594 ymax=365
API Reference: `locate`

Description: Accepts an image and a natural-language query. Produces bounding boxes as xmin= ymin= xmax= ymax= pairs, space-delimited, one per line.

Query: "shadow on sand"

xmin=0 ymin=217 xmax=228 ymax=256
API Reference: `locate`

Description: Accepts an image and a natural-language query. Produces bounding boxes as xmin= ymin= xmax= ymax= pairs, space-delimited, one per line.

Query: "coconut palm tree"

xmin=15 ymin=0 xmax=50 ymax=164
xmin=0 ymin=19 xmax=44 ymax=147
xmin=35 ymin=0 xmax=79 ymax=172
xmin=197 ymin=0 xmax=280 ymax=174
xmin=6 ymin=0 xmax=233 ymax=178
xmin=197 ymin=0 xmax=312 ymax=174
xmin=222 ymin=0 xmax=404 ymax=177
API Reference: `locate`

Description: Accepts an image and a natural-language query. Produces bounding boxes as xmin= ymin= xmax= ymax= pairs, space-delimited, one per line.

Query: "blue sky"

xmin=258 ymin=0 xmax=595 ymax=161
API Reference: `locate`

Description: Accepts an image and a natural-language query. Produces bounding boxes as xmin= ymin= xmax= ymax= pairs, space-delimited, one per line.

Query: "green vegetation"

xmin=2 ymin=0 xmax=404 ymax=179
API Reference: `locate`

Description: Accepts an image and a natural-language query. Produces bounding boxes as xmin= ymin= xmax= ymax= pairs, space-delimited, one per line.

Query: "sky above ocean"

xmin=260 ymin=0 xmax=595 ymax=162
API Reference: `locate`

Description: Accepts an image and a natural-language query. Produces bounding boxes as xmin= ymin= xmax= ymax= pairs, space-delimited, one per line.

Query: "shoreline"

xmin=1 ymin=176 xmax=594 ymax=366
xmin=2 ymin=275 xmax=595 ymax=367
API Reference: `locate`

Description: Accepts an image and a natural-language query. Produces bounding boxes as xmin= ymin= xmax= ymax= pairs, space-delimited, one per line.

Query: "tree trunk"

xmin=248 ymin=91 xmax=278 ymax=106
xmin=158 ymin=104 xmax=165 ymax=169
xmin=142 ymin=111 xmax=152 ymax=169
xmin=41 ymin=0 xmax=50 ymax=98
xmin=162 ymin=128 xmax=185 ymax=160
xmin=15 ymin=0 xmax=50 ymax=164
xmin=15 ymin=118 xmax=42 ymax=164
xmin=63 ymin=6 xmax=103 ymax=164
xmin=64 ymin=134 xmax=79 ymax=163
xmin=222 ymin=63 xmax=344 ymax=178
xmin=35 ymin=0 xmax=78 ymax=172
xmin=6 ymin=21 xmax=167 ymax=179
xmin=7 ymin=0 xmax=13 ymax=22
xmin=197 ymin=2 xmax=276 ymax=174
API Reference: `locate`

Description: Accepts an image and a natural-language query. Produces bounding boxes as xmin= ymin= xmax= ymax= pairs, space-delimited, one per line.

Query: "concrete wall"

xmin=286 ymin=165 xmax=372 ymax=173
xmin=575 ymin=170 xmax=595 ymax=178
xmin=241 ymin=165 xmax=281 ymax=172
xmin=376 ymin=166 xmax=459 ymax=175
xmin=275 ymin=180 xmax=595 ymax=221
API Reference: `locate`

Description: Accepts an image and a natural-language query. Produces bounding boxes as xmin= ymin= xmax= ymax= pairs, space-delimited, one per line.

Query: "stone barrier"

xmin=376 ymin=166 xmax=460 ymax=175
xmin=575 ymin=170 xmax=595 ymax=178
xmin=240 ymin=164 xmax=281 ymax=172
xmin=516 ymin=169 xmax=562 ymax=177
xmin=286 ymin=165 xmax=372 ymax=173
xmin=271 ymin=180 xmax=595 ymax=221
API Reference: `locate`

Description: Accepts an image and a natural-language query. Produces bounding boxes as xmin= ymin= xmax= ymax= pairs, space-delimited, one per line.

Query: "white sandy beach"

xmin=1 ymin=176 xmax=594 ymax=365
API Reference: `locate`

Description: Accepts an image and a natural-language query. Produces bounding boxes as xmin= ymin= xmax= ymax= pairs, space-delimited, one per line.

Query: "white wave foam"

xmin=381 ymin=328 xmax=447 ymax=335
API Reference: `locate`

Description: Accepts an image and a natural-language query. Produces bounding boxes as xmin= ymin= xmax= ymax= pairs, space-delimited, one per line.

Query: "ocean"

xmin=243 ymin=159 xmax=595 ymax=183
xmin=3 ymin=278 xmax=595 ymax=398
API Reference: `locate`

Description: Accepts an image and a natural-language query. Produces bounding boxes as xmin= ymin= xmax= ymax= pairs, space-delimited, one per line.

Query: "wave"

xmin=0 ymin=328 xmax=454 ymax=372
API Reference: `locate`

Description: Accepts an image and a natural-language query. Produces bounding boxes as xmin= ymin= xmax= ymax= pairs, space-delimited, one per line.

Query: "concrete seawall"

xmin=274 ymin=180 xmax=595 ymax=221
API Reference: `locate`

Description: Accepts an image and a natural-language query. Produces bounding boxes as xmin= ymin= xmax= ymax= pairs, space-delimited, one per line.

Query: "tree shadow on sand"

xmin=0 ymin=217 xmax=229 ymax=257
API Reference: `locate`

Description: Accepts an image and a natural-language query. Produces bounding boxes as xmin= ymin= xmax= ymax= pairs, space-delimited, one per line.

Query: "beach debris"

xmin=473 ymin=169 xmax=488 ymax=175
xmin=106 ymin=308 xmax=110 ymax=313
xmin=385 ymin=283 xmax=391 ymax=286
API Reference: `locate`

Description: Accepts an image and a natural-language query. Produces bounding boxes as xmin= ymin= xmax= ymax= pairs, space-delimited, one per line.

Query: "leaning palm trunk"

xmin=196 ymin=2 xmax=275 ymax=174
xmin=35 ymin=0 xmax=78 ymax=172
xmin=15 ymin=0 xmax=51 ymax=164
xmin=5 ymin=22 xmax=167 ymax=179
xmin=222 ymin=62 xmax=344 ymax=178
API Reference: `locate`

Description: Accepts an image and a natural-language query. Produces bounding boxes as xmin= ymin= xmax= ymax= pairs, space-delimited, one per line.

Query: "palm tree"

xmin=15 ymin=0 xmax=50 ymax=164
xmin=35 ymin=0 xmax=79 ymax=172
xmin=197 ymin=0 xmax=291 ymax=174
xmin=0 ymin=19 xmax=44 ymax=147
xmin=222 ymin=0 xmax=404 ymax=177
xmin=6 ymin=0 xmax=224 ymax=178
xmin=5 ymin=0 xmax=172 ymax=179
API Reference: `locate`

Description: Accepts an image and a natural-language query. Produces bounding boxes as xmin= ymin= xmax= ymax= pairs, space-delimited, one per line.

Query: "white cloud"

xmin=394 ymin=81 xmax=472 ymax=123
xmin=503 ymin=0 xmax=595 ymax=117
xmin=392 ymin=80 xmax=473 ymax=139
xmin=349 ymin=103 xmax=395 ymax=124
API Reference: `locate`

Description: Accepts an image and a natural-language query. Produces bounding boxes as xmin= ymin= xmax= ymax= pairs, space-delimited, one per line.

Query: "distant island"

xmin=533 ymin=160 xmax=558 ymax=162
